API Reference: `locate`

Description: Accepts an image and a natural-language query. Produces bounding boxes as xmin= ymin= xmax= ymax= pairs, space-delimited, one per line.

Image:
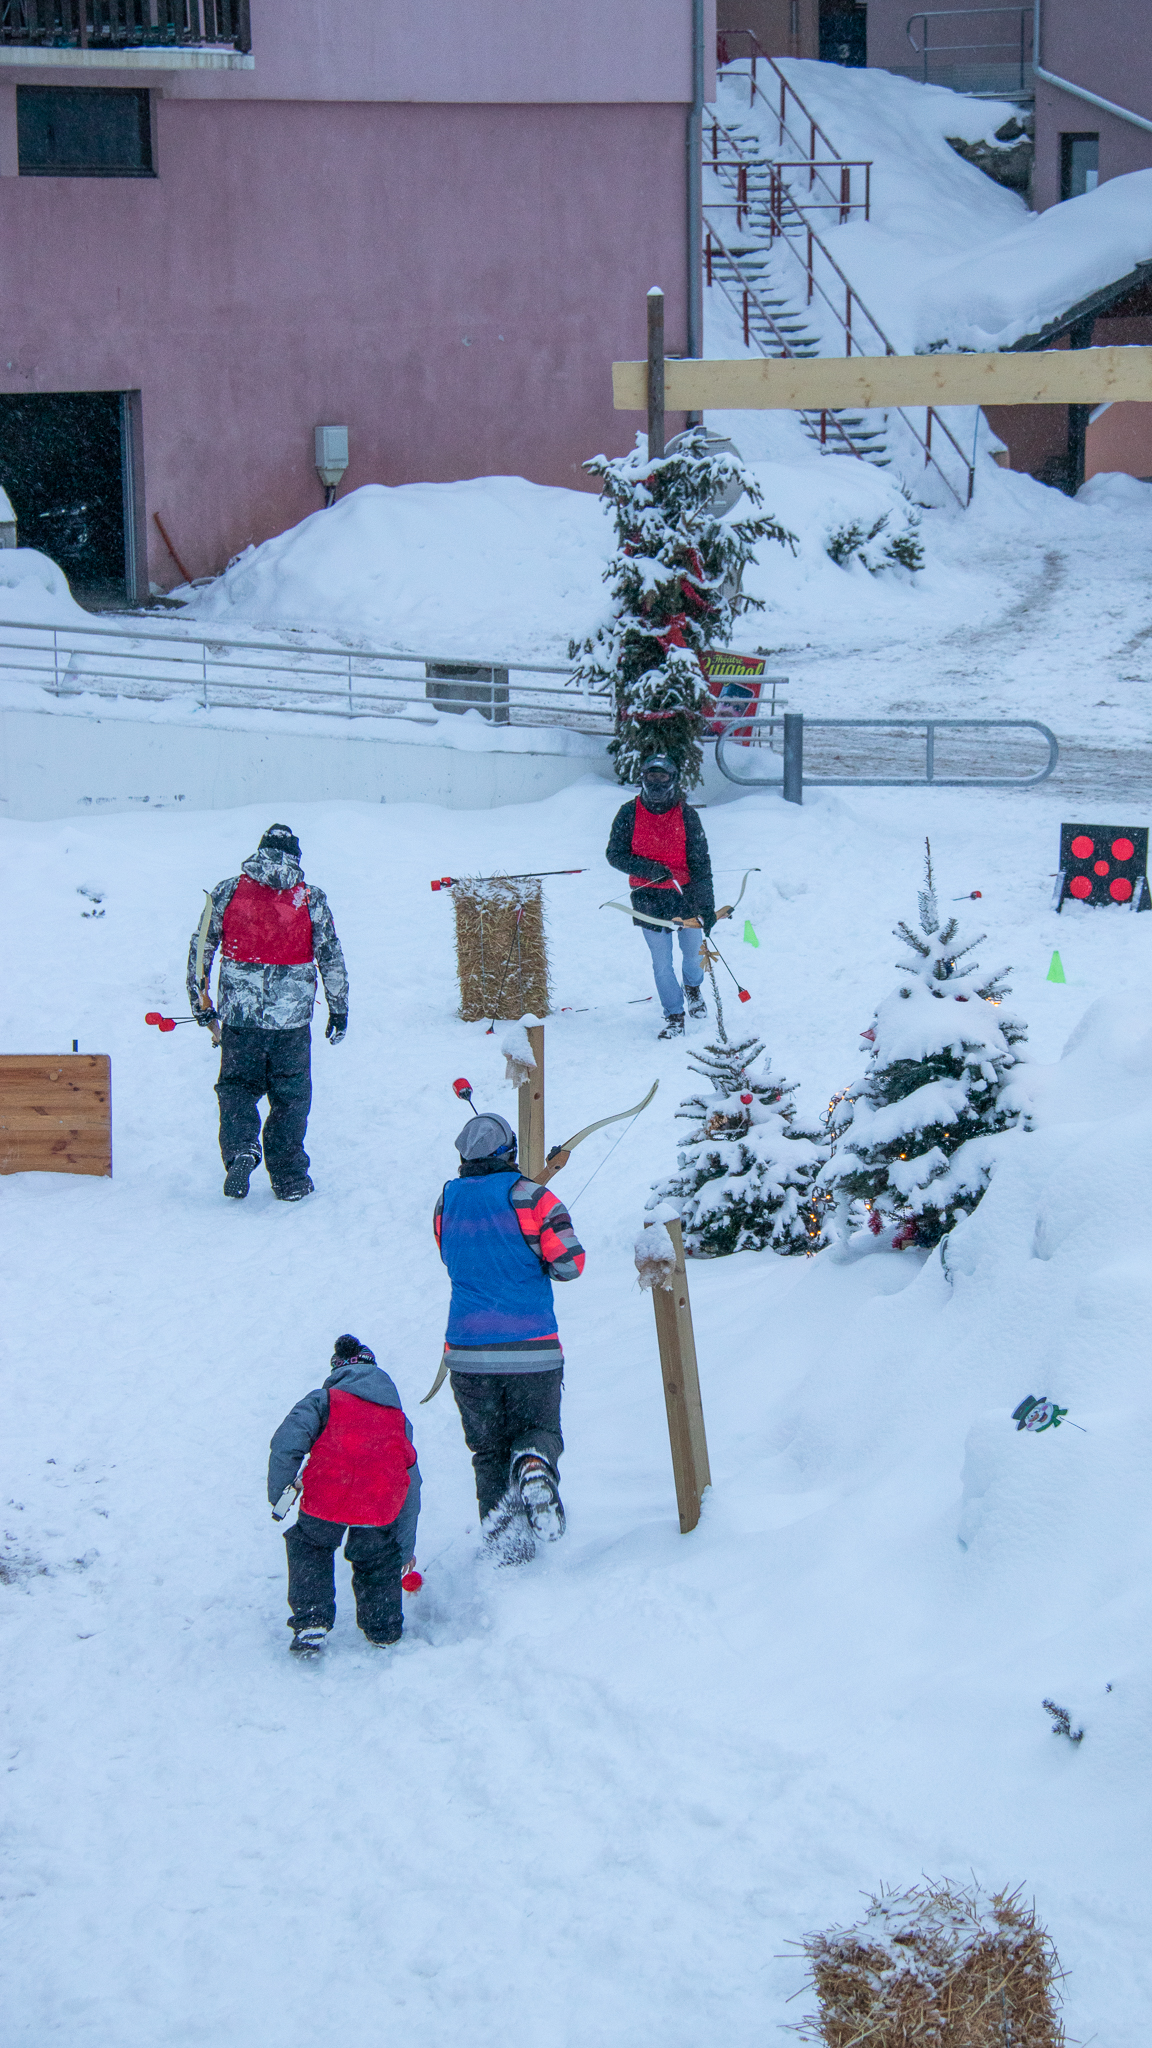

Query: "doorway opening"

xmin=0 ymin=389 xmax=145 ymax=608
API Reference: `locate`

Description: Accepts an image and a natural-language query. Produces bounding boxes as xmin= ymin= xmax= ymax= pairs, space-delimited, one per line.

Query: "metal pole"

xmin=685 ymin=0 xmax=705 ymax=414
xmin=783 ymin=711 xmax=803 ymax=804
xmin=647 ymin=287 xmax=665 ymax=462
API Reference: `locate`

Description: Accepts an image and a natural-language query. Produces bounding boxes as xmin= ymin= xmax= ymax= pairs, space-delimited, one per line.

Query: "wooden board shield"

xmin=0 ymin=1055 xmax=112 ymax=1177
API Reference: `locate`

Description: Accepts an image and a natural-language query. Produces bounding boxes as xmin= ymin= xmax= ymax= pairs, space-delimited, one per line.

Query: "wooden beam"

xmin=516 ymin=1023 xmax=546 ymax=1183
xmin=644 ymin=1218 xmax=710 ymax=1534
xmin=0 ymin=1055 xmax=111 ymax=1177
xmin=612 ymin=346 xmax=1152 ymax=413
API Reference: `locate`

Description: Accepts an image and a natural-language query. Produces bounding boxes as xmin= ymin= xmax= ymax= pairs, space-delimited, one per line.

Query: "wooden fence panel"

xmin=0 ymin=1055 xmax=112 ymax=1177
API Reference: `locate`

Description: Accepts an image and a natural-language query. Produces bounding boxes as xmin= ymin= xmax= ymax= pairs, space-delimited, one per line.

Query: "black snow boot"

xmin=658 ymin=1012 xmax=685 ymax=1039
xmin=289 ymin=1624 xmax=329 ymax=1658
xmin=223 ymin=1149 xmax=259 ymax=1199
xmin=513 ymin=1453 xmax=566 ymax=1542
xmin=683 ymin=982 xmax=707 ymax=1019
xmin=275 ymin=1175 xmax=315 ymax=1202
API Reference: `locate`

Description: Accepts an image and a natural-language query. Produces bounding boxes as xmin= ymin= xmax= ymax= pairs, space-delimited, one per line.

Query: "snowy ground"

xmin=4 ymin=778 xmax=1152 ymax=2044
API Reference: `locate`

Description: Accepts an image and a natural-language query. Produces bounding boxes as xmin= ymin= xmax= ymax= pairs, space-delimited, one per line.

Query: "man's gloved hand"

xmin=325 ymin=1012 xmax=347 ymax=1045
xmin=195 ymin=1007 xmax=220 ymax=1031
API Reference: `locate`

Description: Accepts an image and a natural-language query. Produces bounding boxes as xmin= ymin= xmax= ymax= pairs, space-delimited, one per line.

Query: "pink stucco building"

xmin=0 ymin=0 xmax=715 ymax=599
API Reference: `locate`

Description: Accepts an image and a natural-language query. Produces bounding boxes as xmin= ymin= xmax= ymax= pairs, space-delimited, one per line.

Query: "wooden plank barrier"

xmin=643 ymin=1217 xmax=711 ymax=1534
xmin=612 ymin=346 xmax=1152 ymax=414
xmin=0 ymin=1055 xmax=112 ymax=1177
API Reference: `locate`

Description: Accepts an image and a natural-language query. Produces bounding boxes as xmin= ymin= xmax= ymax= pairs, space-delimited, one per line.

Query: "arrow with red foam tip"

xmin=431 ymin=869 xmax=586 ymax=891
xmin=145 ymin=1011 xmax=193 ymax=1032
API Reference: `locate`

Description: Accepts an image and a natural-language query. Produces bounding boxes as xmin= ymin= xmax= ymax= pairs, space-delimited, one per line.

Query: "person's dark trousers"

xmin=284 ymin=1511 xmax=403 ymax=1643
xmin=216 ymin=1023 xmax=312 ymax=1193
xmin=450 ymin=1367 xmax=564 ymax=1522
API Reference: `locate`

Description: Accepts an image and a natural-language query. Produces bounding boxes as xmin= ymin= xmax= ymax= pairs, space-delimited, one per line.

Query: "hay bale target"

xmin=796 ymin=1880 xmax=1065 ymax=2048
xmin=453 ymin=877 xmax=551 ymax=1024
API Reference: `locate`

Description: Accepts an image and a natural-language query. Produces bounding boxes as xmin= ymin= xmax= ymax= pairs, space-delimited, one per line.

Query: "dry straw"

xmin=794 ymin=1880 xmax=1065 ymax=2048
xmin=453 ymin=877 xmax=551 ymax=1024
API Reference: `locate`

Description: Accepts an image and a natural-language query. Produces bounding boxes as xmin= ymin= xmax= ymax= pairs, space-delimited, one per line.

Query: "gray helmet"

xmin=455 ymin=1112 xmax=517 ymax=1161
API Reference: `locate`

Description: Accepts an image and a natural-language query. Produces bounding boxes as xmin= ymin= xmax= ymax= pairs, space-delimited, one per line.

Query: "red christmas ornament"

xmin=739 ymin=1091 xmax=753 ymax=1104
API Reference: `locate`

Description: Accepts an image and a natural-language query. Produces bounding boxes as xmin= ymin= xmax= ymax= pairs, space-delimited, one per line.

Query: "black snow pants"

xmin=450 ymin=1367 xmax=564 ymax=1523
xmin=216 ymin=1023 xmax=311 ymax=1193
xmin=284 ymin=1511 xmax=403 ymax=1643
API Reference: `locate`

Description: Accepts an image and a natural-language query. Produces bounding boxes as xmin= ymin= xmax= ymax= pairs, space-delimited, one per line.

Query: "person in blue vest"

xmin=433 ymin=1111 xmax=585 ymax=1544
xmin=186 ymin=823 xmax=349 ymax=1201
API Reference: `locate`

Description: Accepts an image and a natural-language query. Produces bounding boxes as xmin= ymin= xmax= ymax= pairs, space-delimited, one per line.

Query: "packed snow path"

xmin=4 ymin=781 xmax=1151 ymax=2044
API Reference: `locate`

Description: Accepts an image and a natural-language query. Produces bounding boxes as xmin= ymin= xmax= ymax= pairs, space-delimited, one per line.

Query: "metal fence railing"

xmin=715 ymin=712 xmax=1060 ymax=800
xmin=0 ymin=1 xmax=251 ymax=50
xmin=0 ymin=615 xmax=614 ymax=734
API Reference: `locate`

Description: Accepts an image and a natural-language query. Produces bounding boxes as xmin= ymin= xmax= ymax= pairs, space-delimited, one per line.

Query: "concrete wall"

xmin=866 ymin=0 xmax=1032 ymax=95
xmin=1032 ymin=0 xmax=1152 ymax=211
xmin=0 ymin=96 xmax=691 ymax=586
xmin=715 ymin=1 xmax=818 ymax=64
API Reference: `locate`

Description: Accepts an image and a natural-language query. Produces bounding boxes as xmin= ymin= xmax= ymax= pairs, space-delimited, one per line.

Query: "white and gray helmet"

xmin=455 ymin=1112 xmax=517 ymax=1161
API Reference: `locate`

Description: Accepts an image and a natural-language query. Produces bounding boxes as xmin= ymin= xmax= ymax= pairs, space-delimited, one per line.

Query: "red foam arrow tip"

xmin=452 ymin=1077 xmax=473 ymax=1099
xmin=738 ymin=988 xmax=751 ymax=1003
xmin=145 ymin=1011 xmax=162 ymax=1025
xmin=401 ymin=1570 xmax=423 ymax=1593
xmin=159 ymin=1017 xmax=177 ymax=1033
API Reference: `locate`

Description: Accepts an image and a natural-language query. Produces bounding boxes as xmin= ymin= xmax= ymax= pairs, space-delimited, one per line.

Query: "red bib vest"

xmin=300 ymin=1388 xmax=417 ymax=1527
xmin=629 ymin=800 xmax=689 ymax=891
xmin=220 ymin=875 xmax=314 ymax=966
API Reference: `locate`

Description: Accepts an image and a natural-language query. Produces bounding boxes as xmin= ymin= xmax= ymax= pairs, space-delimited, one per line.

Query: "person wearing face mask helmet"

xmin=605 ymin=754 xmax=716 ymax=1038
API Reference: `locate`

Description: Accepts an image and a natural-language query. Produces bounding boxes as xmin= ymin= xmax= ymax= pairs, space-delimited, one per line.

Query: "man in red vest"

xmin=605 ymin=754 xmax=716 ymax=1038
xmin=268 ymin=1333 xmax=420 ymax=1656
xmin=186 ymin=823 xmax=349 ymax=1201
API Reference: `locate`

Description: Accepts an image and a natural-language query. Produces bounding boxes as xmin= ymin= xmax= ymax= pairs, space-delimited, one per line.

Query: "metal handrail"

xmin=906 ymin=7 xmax=1031 ymax=88
xmin=715 ymin=714 xmax=1059 ymax=789
xmin=0 ymin=614 xmax=614 ymax=732
xmin=705 ymin=114 xmax=976 ymax=505
xmin=716 ymin=29 xmax=842 ymax=164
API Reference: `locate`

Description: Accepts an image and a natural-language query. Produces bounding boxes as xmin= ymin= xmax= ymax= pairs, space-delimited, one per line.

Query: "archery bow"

xmin=193 ymin=891 xmax=222 ymax=1047
xmin=600 ymin=867 xmax=760 ymax=929
xmin=539 ymin=1078 xmax=659 ymax=1181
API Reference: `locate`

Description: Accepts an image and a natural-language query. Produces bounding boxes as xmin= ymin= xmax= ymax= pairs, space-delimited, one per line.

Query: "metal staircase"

xmin=705 ymin=35 xmax=976 ymax=506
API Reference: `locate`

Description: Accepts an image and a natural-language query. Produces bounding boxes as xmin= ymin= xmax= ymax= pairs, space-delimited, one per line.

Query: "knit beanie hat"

xmin=260 ymin=823 xmax=301 ymax=861
xmin=455 ymin=1112 xmax=516 ymax=1161
xmin=331 ymin=1333 xmax=376 ymax=1367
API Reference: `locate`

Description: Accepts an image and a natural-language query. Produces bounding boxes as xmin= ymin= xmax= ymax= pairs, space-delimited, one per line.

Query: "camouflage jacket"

xmin=186 ymin=846 xmax=349 ymax=1032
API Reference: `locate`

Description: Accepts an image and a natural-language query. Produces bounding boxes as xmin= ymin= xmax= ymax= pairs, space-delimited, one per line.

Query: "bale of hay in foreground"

xmin=453 ymin=877 xmax=550 ymax=1024
xmin=796 ymin=1880 xmax=1065 ymax=2048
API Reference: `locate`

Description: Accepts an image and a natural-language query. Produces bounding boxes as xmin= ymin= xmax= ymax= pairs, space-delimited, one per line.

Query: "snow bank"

xmin=0 ymin=546 xmax=91 ymax=626
xmin=177 ymin=478 xmax=612 ymax=662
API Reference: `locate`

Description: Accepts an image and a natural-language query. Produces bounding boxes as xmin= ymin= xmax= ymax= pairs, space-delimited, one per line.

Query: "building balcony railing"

xmin=0 ymin=1 xmax=251 ymax=52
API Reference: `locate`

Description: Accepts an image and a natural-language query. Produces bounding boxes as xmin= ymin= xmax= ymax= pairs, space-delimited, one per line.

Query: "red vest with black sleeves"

xmin=300 ymin=1389 xmax=417 ymax=1527
xmin=629 ymin=800 xmax=689 ymax=891
xmin=220 ymin=875 xmax=314 ymax=966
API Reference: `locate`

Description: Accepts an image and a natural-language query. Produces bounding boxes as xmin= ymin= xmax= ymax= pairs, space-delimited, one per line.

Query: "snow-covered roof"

xmin=916 ymin=168 xmax=1152 ymax=352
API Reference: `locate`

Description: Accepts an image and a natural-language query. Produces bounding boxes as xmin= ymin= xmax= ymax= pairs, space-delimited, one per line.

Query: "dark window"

xmin=0 ymin=392 xmax=133 ymax=602
xmin=819 ymin=0 xmax=867 ymax=67
xmin=17 ymin=87 xmax=153 ymax=177
xmin=1060 ymin=132 xmax=1099 ymax=201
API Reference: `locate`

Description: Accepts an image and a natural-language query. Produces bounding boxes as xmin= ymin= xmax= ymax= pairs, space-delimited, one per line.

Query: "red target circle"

xmin=1112 ymin=837 xmax=1135 ymax=861
xmin=1071 ymin=834 xmax=1094 ymax=859
xmin=1069 ymin=876 xmax=1092 ymax=899
xmin=1111 ymin=877 xmax=1133 ymax=902
xmin=1094 ymin=859 xmax=1110 ymax=876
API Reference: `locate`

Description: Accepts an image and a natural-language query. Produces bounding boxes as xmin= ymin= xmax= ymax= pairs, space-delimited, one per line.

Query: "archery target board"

xmin=1055 ymin=825 xmax=1150 ymax=911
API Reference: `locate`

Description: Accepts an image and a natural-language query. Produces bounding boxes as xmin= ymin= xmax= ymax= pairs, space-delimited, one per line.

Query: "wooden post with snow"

xmin=639 ymin=1217 xmax=710 ymax=1533
xmin=516 ymin=1023 xmax=546 ymax=1182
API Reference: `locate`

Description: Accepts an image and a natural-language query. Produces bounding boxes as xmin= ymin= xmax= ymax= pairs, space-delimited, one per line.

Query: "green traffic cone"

xmin=743 ymin=919 xmax=759 ymax=948
xmin=1047 ymin=950 xmax=1066 ymax=984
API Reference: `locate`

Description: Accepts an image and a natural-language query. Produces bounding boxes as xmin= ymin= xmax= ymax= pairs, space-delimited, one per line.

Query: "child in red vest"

xmin=268 ymin=1335 xmax=420 ymax=1656
xmin=605 ymin=754 xmax=717 ymax=1037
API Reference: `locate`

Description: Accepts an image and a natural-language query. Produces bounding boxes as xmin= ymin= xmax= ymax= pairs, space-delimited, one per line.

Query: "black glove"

xmin=195 ymin=1007 xmax=220 ymax=1031
xmin=325 ymin=1012 xmax=347 ymax=1044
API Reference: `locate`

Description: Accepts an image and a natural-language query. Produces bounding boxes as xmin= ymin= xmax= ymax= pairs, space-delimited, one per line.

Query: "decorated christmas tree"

xmin=572 ymin=429 xmax=794 ymax=789
xmin=824 ymin=843 xmax=1029 ymax=1250
xmin=651 ymin=1031 xmax=827 ymax=1257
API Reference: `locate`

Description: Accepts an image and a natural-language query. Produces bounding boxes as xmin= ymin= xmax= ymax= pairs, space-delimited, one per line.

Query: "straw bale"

xmin=795 ymin=1881 xmax=1065 ymax=2048
xmin=453 ymin=878 xmax=551 ymax=1024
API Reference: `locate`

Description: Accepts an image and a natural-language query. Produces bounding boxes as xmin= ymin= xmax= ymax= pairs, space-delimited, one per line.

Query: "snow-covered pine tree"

xmin=651 ymin=1031 xmax=827 ymax=1256
xmin=824 ymin=842 xmax=1029 ymax=1250
xmin=572 ymin=429 xmax=794 ymax=789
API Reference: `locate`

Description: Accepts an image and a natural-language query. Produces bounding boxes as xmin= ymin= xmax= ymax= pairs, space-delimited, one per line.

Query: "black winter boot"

xmin=684 ymin=982 xmax=707 ymax=1019
xmin=223 ymin=1149 xmax=259 ymax=1199
xmin=289 ymin=1624 xmax=329 ymax=1658
xmin=658 ymin=1012 xmax=685 ymax=1039
xmin=513 ymin=1454 xmax=566 ymax=1542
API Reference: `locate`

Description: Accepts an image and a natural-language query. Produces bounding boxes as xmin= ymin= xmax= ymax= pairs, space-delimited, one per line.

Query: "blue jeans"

xmin=642 ymin=924 xmax=703 ymax=1017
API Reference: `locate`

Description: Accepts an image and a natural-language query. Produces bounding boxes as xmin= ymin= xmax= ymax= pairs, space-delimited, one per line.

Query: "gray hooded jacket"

xmin=186 ymin=845 xmax=349 ymax=1031
xmin=268 ymin=1356 xmax=421 ymax=1560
